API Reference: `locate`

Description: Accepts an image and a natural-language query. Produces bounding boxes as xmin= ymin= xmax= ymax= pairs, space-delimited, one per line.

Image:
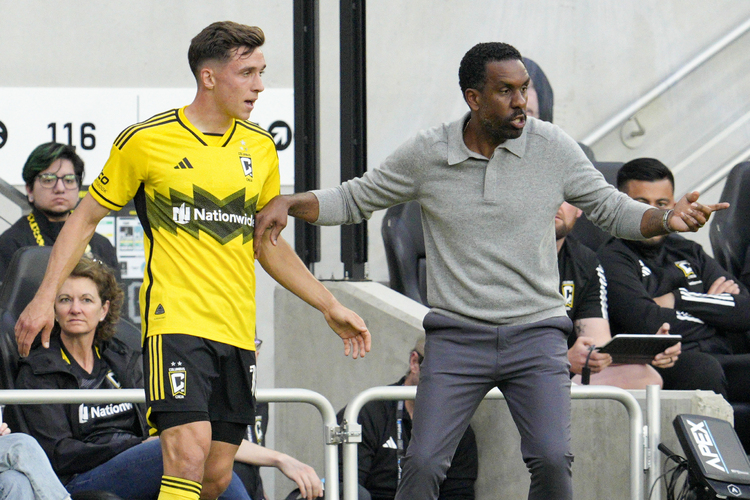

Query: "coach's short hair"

xmin=617 ymin=158 xmax=675 ymax=192
xmin=459 ymin=42 xmax=523 ymax=98
xmin=188 ymin=21 xmax=265 ymax=79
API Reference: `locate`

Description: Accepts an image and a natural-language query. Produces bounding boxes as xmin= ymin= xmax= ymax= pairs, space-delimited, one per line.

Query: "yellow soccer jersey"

xmin=89 ymin=107 xmax=279 ymax=350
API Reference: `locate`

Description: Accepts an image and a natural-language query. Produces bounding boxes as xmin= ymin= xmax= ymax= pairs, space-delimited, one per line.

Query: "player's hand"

xmin=651 ymin=323 xmax=680 ymax=369
xmin=568 ymin=336 xmax=611 ymax=375
xmin=15 ymin=294 xmax=55 ymax=357
xmin=0 ymin=423 xmax=10 ymax=436
xmin=254 ymin=196 xmax=291 ymax=259
xmin=670 ymin=192 xmax=729 ymax=232
xmin=276 ymin=455 xmax=323 ymax=500
xmin=707 ymin=276 xmax=740 ymax=295
xmin=324 ymin=303 xmax=371 ymax=359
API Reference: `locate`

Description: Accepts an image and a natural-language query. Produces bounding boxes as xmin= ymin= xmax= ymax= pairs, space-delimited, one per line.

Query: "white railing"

xmin=0 ymin=388 xmax=341 ymax=500
xmin=0 ymin=385 xmax=668 ymax=500
xmin=341 ymin=385 xmax=646 ymax=500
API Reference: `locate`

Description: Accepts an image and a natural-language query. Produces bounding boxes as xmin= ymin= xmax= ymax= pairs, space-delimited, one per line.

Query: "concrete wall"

xmin=274 ymin=281 xmax=734 ymax=500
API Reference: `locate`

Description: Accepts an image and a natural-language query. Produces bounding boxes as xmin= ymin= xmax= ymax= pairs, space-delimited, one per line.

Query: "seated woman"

xmin=16 ymin=258 xmax=250 ymax=500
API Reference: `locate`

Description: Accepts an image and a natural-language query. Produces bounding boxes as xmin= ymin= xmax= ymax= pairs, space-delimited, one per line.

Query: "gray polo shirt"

xmin=314 ymin=114 xmax=649 ymax=326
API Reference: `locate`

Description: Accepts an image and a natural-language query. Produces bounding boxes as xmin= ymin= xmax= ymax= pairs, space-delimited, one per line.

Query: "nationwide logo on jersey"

xmin=239 ymin=153 xmax=253 ymax=177
xmin=674 ymin=260 xmax=698 ymax=280
xmin=147 ymin=186 xmax=259 ymax=245
xmin=78 ymin=402 xmax=134 ymax=424
xmin=169 ymin=362 xmax=187 ymax=399
xmin=561 ymin=281 xmax=575 ymax=310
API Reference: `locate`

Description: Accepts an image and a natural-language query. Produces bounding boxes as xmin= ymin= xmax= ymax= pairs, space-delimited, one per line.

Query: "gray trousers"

xmin=395 ymin=312 xmax=574 ymax=500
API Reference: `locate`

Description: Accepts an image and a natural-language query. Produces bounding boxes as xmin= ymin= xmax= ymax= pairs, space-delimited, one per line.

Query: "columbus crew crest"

xmin=239 ymin=154 xmax=253 ymax=177
xmin=169 ymin=366 xmax=187 ymax=398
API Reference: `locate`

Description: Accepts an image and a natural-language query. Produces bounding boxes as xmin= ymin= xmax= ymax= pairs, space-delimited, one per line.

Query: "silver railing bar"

xmin=0 ymin=388 xmax=340 ymax=500
xmin=341 ymin=385 xmax=645 ymax=500
xmin=581 ymin=16 xmax=750 ymax=147
xmin=689 ymin=145 xmax=750 ymax=195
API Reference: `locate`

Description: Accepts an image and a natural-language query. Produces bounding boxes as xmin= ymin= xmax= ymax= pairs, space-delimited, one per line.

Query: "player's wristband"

xmin=662 ymin=209 xmax=677 ymax=233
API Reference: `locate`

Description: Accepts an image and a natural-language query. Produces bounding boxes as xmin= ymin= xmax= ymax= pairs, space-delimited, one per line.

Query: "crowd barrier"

xmin=0 ymin=385 xmax=665 ymax=500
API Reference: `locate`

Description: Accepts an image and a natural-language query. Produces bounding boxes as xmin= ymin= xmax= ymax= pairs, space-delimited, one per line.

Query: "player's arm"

xmin=235 ymin=440 xmax=323 ymax=500
xmin=640 ymin=192 xmax=728 ymax=237
xmin=256 ymin=232 xmax=371 ymax=358
xmin=15 ymin=195 xmax=110 ymax=356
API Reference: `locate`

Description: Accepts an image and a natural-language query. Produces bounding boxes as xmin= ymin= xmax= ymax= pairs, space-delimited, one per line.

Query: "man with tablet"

xmin=599 ymin=158 xmax=750 ymax=447
xmin=555 ymin=201 xmax=679 ymax=388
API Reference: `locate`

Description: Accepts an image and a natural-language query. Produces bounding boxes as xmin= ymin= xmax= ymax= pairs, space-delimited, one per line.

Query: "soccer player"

xmin=15 ymin=21 xmax=370 ymax=500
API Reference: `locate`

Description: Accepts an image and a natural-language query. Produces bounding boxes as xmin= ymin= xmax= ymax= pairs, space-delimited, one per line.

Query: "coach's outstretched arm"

xmin=257 ymin=231 xmax=371 ymax=359
xmin=254 ymin=193 xmax=319 ymax=258
xmin=639 ymin=191 xmax=729 ymax=237
xmin=15 ymin=195 xmax=110 ymax=357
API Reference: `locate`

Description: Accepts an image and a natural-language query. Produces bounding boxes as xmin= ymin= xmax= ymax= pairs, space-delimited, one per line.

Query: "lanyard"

xmin=27 ymin=213 xmax=45 ymax=246
xmin=396 ymin=400 xmax=405 ymax=486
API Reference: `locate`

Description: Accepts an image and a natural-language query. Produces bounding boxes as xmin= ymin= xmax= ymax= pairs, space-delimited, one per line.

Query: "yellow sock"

xmin=158 ymin=475 xmax=202 ymax=500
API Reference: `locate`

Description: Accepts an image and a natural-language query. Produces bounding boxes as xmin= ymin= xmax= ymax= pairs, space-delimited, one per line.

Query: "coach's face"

xmin=467 ymin=59 xmax=529 ymax=145
xmin=209 ymin=47 xmax=266 ymax=121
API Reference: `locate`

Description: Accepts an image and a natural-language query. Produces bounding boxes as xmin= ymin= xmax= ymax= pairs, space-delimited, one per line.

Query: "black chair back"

xmin=381 ymin=201 xmax=428 ymax=305
xmin=710 ymin=162 xmax=750 ymax=279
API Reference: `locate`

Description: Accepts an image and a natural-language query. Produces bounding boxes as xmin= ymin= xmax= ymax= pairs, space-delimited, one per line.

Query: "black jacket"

xmin=15 ymin=334 xmax=147 ymax=483
xmin=337 ymin=377 xmax=477 ymax=500
xmin=599 ymin=235 xmax=750 ymax=347
xmin=0 ymin=208 xmax=119 ymax=282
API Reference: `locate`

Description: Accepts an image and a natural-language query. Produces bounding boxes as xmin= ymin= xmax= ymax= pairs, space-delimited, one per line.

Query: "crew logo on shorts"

xmin=169 ymin=362 xmax=187 ymax=398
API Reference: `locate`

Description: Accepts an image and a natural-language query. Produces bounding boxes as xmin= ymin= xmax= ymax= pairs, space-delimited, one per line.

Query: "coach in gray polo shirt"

xmin=254 ymin=42 xmax=725 ymax=500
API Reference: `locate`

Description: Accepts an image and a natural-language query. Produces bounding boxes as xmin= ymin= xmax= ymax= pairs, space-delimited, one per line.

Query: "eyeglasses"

xmin=254 ymin=338 xmax=263 ymax=349
xmin=36 ymin=173 xmax=79 ymax=189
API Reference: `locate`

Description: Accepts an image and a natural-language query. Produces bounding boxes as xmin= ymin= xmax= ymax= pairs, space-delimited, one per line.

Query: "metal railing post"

xmin=646 ymin=385 xmax=662 ymax=500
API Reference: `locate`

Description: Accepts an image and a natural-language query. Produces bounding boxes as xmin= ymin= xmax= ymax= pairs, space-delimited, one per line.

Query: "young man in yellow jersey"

xmin=15 ymin=21 xmax=370 ymax=500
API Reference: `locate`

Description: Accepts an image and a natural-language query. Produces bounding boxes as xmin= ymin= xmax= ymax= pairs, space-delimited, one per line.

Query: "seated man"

xmin=337 ymin=338 xmax=477 ymax=500
xmin=598 ymin=158 xmax=750 ymax=401
xmin=0 ymin=142 xmax=118 ymax=282
xmin=0 ymin=420 xmax=71 ymax=500
xmin=555 ymin=201 xmax=679 ymax=388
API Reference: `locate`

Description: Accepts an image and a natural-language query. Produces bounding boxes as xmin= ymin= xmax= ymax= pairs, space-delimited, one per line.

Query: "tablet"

xmin=597 ymin=334 xmax=682 ymax=364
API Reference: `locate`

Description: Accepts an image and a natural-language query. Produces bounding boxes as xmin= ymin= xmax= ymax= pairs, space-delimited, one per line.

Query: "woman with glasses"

xmin=0 ymin=142 xmax=118 ymax=281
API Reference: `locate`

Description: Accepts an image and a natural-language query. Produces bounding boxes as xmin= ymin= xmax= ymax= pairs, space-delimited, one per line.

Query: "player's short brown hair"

xmin=188 ymin=21 xmax=265 ymax=79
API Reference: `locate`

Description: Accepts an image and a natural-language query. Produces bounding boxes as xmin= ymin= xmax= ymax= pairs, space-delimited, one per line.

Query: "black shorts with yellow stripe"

xmin=145 ymin=333 xmax=256 ymax=442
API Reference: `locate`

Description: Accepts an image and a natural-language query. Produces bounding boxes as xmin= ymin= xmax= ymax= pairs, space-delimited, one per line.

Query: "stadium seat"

xmin=381 ymin=201 xmax=428 ymax=305
xmin=709 ymin=161 xmax=750 ymax=279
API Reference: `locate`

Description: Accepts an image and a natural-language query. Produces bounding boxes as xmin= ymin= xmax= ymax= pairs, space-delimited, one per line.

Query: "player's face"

xmin=622 ymin=178 xmax=675 ymax=245
xmin=55 ymin=277 xmax=110 ymax=340
xmin=26 ymin=158 xmax=80 ymax=221
xmin=472 ymin=59 xmax=529 ymax=144
xmin=212 ymin=47 xmax=266 ymax=121
xmin=555 ymin=202 xmax=582 ymax=241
